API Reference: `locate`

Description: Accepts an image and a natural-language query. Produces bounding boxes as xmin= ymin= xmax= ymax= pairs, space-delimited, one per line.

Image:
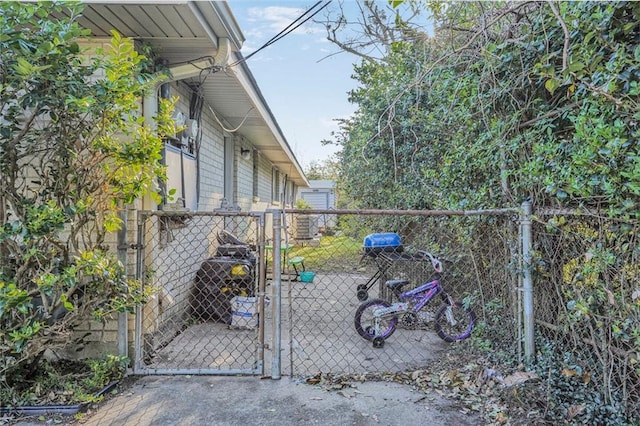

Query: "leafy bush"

xmin=335 ymin=2 xmax=639 ymax=215
xmin=456 ymin=298 xmax=633 ymax=424
xmin=326 ymin=1 xmax=639 ymax=420
xmin=532 ymin=339 xmax=630 ymax=425
xmin=0 ymin=1 xmax=175 ymax=388
xmin=295 ymin=198 xmax=313 ymax=209
xmin=0 ymin=355 xmax=128 ymax=407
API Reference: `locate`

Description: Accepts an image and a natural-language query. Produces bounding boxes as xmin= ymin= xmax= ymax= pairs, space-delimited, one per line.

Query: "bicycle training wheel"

xmin=434 ymin=302 xmax=475 ymax=342
xmin=356 ymin=284 xmax=369 ymax=301
xmin=354 ymin=299 xmax=397 ymax=341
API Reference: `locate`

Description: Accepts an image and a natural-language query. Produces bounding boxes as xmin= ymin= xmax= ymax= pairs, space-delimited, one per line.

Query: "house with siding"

xmin=72 ymin=1 xmax=308 ymax=212
xmin=53 ymin=1 xmax=309 ymax=357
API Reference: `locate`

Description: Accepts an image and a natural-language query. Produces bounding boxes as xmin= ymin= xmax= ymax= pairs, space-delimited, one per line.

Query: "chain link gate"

xmin=129 ymin=207 xmax=523 ymax=378
xmin=275 ymin=208 xmax=521 ymax=377
xmin=132 ymin=210 xmax=268 ymax=375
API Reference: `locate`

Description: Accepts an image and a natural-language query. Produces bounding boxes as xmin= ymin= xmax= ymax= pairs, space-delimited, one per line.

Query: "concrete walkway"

xmin=76 ymin=375 xmax=479 ymax=425
xmin=9 ymin=269 xmax=482 ymax=425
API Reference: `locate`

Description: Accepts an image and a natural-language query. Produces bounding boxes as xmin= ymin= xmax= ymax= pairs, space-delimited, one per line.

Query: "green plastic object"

xmin=299 ymin=271 xmax=315 ymax=283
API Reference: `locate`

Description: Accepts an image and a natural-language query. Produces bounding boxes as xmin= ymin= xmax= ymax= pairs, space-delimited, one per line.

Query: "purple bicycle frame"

xmin=396 ymin=278 xmax=443 ymax=313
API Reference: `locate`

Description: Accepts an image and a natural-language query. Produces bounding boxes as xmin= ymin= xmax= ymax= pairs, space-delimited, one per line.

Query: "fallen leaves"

xmin=566 ymin=404 xmax=586 ymax=420
xmin=501 ymin=371 xmax=539 ymax=386
xmin=301 ymin=356 xmax=549 ymax=425
xmin=561 ymin=368 xmax=591 ymax=384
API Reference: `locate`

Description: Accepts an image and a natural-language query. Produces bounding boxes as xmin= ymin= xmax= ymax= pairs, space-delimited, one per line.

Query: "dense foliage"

xmin=0 ymin=1 xmax=174 ymax=387
xmin=333 ymin=1 xmax=639 ymax=215
xmin=0 ymin=355 xmax=128 ymax=407
xmin=325 ymin=1 xmax=639 ymax=423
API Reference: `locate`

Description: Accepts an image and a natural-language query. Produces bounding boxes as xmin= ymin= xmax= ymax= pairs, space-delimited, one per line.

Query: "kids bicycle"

xmin=354 ymin=250 xmax=475 ymax=348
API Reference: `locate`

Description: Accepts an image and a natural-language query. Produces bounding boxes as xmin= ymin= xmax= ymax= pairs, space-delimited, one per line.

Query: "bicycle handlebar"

xmin=415 ymin=250 xmax=443 ymax=273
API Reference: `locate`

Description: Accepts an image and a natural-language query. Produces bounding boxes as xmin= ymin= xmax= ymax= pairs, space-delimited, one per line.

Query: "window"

xmin=164 ymin=143 xmax=197 ymax=211
xmin=252 ymin=151 xmax=259 ymax=199
xmin=272 ymin=168 xmax=280 ymax=203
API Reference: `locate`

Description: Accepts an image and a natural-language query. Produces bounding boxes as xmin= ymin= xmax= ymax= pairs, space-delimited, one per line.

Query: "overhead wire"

xmin=166 ymin=2 xmax=334 ymax=148
xmin=256 ymin=1 xmax=327 ymax=48
xmin=207 ymin=103 xmax=255 ymax=133
xmin=228 ymin=0 xmax=332 ymax=68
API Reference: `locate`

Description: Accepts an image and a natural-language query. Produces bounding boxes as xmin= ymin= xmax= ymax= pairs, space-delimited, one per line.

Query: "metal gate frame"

xmin=127 ymin=205 xmax=533 ymax=378
xmin=131 ymin=210 xmax=269 ymax=376
xmin=273 ymin=205 xmax=530 ymax=377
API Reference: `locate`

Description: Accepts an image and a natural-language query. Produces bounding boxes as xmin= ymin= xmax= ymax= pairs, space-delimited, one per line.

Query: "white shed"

xmin=297 ymin=180 xmax=337 ymax=229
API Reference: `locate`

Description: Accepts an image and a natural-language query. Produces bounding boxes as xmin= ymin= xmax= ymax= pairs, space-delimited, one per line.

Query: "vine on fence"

xmin=533 ymin=213 xmax=639 ymax=422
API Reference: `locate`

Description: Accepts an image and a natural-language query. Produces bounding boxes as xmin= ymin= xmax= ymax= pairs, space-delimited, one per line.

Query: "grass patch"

xmin=288 ymin=234 xmax=363 ymax=272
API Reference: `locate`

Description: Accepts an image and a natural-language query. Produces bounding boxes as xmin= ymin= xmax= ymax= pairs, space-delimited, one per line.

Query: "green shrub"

xmin=0 ymin=1 xmax=171 ymax=388
xmin=0 ymin=355 xmax=128 ymax=407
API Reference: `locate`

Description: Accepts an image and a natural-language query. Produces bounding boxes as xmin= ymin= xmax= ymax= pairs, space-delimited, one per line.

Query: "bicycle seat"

xmin=386 ymin=279 xmax=409 ymax=291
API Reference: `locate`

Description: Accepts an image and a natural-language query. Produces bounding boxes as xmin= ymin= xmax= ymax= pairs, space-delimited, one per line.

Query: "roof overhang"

xmin=74 ymin=1 xmax=308 ymax=187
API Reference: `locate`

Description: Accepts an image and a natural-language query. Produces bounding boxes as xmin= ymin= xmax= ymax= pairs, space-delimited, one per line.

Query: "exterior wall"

xmin=53 ymin=39 xmax=305 ymax=359
xmin=56 ymin=319 xmax=120 ymax=359
xmin=189 ymin=97 xmax=279 ymax=213
xmin=59 ymin=203 xmax=139 ymax=359
xmin=195 ymin=90 xmax=225 ymax=211
xmin=133 ymin=84 xmax=286 ymax=345
xmin=235 ymin=137 xmax=254 ymax=212
xmin=140 ymin=82 xmax=223 ymax=342
xmin=142 ymin=215 xmax=219 ymax=345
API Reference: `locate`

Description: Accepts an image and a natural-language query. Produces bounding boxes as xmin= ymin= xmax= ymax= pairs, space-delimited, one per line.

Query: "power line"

xmin=228 ymin=0 xmax=332 ymax=68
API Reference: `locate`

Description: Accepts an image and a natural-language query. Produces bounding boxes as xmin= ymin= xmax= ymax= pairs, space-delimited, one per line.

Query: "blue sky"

xmin=230 ymin=1 xmax=359 ymax=168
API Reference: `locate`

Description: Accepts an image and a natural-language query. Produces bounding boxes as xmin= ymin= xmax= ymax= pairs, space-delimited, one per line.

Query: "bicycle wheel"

xmin=354 ymin=299 xmax=397 ymax=341
xmin=434 ymin=302 xmax=475 ymax=342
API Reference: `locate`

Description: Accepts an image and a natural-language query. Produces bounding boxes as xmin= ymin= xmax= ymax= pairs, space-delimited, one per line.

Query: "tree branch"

xmin=547 ymin=1 xmax=569 ymax=71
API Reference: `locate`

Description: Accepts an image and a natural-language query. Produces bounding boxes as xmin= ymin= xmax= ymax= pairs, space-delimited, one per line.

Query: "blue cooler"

xmin=363 ymin=232 xmax=403 ymax=256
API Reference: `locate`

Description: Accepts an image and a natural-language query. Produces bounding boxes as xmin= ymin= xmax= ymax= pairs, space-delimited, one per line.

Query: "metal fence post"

xmin=257 ymin=213 xmax=267 ymax=375
xmin=270 ymin=209 xmax=282 ymax=379
xmin=116 ymin=207 xmax=128 ymax=359
xmin=521 ymin=201 xmax=535 ymax=363
xmin=133 ymin=211 xmax=145 ymax=373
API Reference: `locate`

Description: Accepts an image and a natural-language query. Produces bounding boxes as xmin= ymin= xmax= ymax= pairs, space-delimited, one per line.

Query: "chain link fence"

xmin=279 ymin=209 xmax=519 ymax=376
xmin=133 ymin=211 xmax=267 ymax=375
xmin=131 ymin=208 xmax=521 ymax=378
xmin=128 ymin=206 xmax=638 ymax=421
xmin=532 ymin=209 xmax=639 ymax=420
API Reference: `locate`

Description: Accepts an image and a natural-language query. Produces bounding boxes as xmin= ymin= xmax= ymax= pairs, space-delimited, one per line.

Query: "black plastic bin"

xmin=191 ymin=254 xmax=256 ymax=324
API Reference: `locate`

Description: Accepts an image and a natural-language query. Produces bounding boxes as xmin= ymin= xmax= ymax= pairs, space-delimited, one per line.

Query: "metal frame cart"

xmin=356 ymin=233 xmax=430 ymax=301
xmin=356 ymin=251 xmax=432 ymax=301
